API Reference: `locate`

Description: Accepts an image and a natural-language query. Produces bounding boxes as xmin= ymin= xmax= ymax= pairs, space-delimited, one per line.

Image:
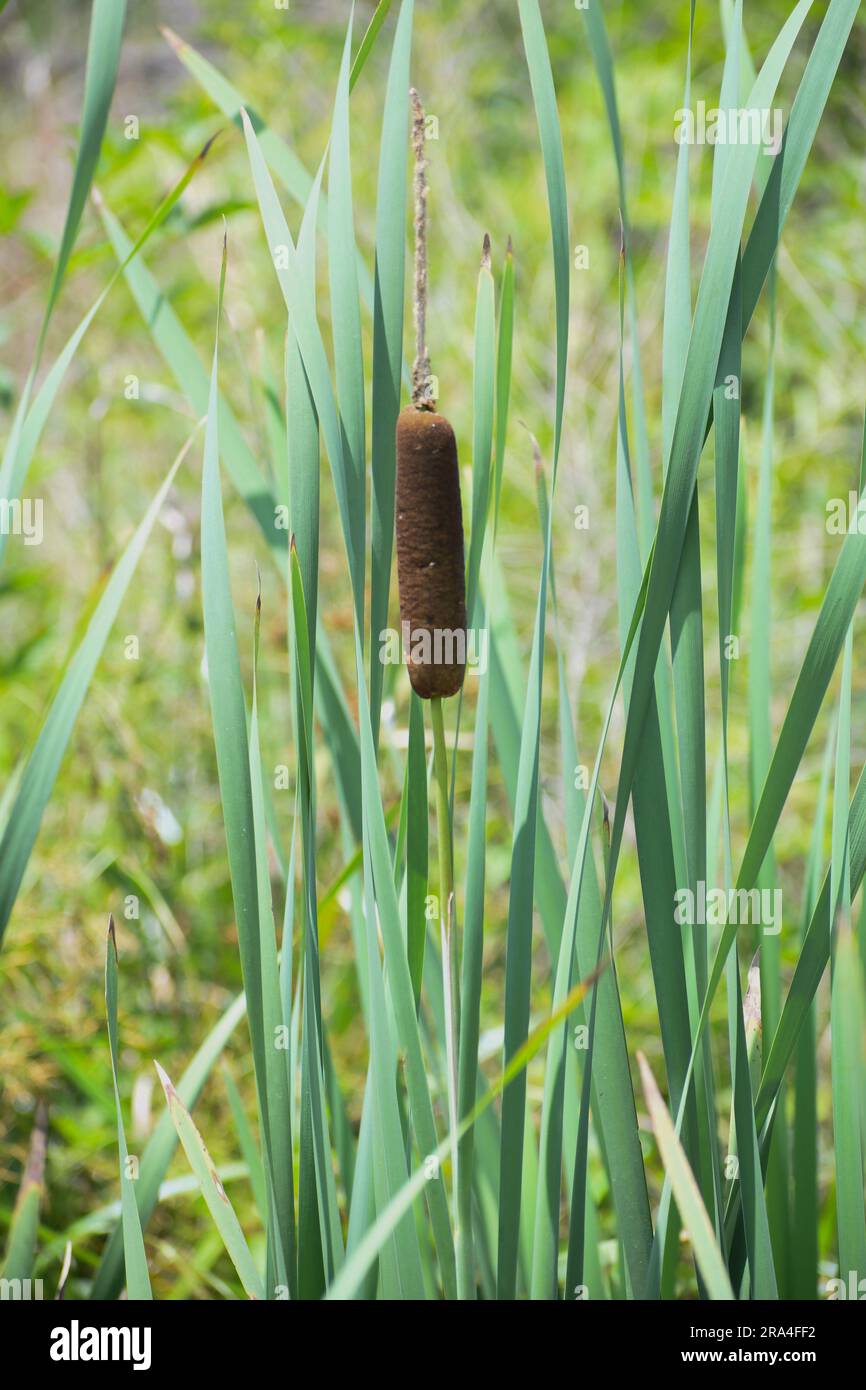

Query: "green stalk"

xmin=431 ymin=696 xmax=460 ymax=1269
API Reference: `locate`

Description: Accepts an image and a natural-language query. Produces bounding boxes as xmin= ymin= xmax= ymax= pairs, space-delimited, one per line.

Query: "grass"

xmin=1 ymin=0 xmax=865 ymax=1302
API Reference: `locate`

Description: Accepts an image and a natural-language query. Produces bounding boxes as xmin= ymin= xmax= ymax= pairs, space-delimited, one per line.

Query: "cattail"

xmin=395 ymin=89 xmax=467 ymax=701
xmin=396 ymin=407 xmax=467 ymax=698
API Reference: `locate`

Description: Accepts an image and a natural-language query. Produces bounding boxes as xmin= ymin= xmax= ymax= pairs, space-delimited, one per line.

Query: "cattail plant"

xmin=395 ymin=89 xmax=467 ymax=702
xmin=3 ymin=0 xmax=865 ymax=1314
xmin=395 ymin=88 xmax=467 ymax=1230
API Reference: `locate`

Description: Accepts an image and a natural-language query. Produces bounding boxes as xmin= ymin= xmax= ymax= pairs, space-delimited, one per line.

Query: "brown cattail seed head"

xmin=395 ymin=406 xmax=467 ymax=699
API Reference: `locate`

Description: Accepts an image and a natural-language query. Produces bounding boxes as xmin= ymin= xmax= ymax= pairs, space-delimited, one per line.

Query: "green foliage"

xmin=1 ymin=0 xmax=865 ymax=1304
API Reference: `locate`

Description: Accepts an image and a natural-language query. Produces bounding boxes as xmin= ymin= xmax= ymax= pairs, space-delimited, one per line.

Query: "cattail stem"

xmin=431 ymin=696 xmax=460 ymax=1242
xmin=410 ymin=88 xmax=433 ymax=408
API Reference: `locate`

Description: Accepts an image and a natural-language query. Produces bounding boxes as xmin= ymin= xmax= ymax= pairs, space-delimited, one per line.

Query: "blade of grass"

xmin=756 ymin=758 xmax=866 ymax=1136
xmin=222 ymin=1066 xmax=268 ymax=1229
xmin=710 ymin=16 xmax=747 ymax=1268
xmin=465 ymin=238 xmax=495 ymax=626
xmin=39 ymin=0 xmax=127 ymax=344
xmin=498 ymin=0 xmax=570 ymax=1300
xmin=405 ymin=693 xmax=428 ymax=1008
xmin=638 ymin=1054 xmax=734 ymax=1301
xmin=829 ymin=423 xmax=866 ymax=1294
xmin=0 ymin=425 xmax=196 ymax=946
xmin=455 ymin=235 xmax=511 ymax=1299
xmin=830 ymin=921 xmax=866 ymax=1288
xmin=741 ymin=0 xmax=861 ymax=333
xmin=350 ymin=0 xmax=393 ymax=91
xmin=91 ymin=989 xmax=248 ymax=1298
xmin=0 ymin=139 xmax=217 ymax=566
xmin=96 ymin=190 xmax=280 ymax=554
xmin=1 ymin=1104 xmax=47 ymax=1283
xmin=559 ymin=245 xmax=670 ymax=1299
xmin=492 ymin=243 xmax=514 ymax=525
xmin=160 ymin=23 xmax=381 ymax=317
xmin=353 ymin=624 xmax=458 ymax=1295
xmin=104 ymin=919 xmax=152 ymax=1300
xmin=533 ymin=444 xmax=607 ymax=1300
xmin=154 ymin=1063 xmax=265 ymax=1300
xmin=249 ymin=591 xmax=299 ymax=1297
xmin=488 ymin=564 xmax=653 ymax=1294
xmin=581 ymin=1 xmax=654 ymax=553
xmin=369 ymin=0 xmax=414 ymax=744
xmin=200 ymin=234 xmax=295 ymax=1291
xmin=240 ymin=111 xmax=363 ymax=620
xmin=290 ymin=542 xmax=344 ymax=1293
xmin=746 ymin=256 xmax=791 ymax=1290
xmin=328 ymin=6 xmax=367 ymax=613
xmin=791 ymin=723 xmax=834 ymax=1297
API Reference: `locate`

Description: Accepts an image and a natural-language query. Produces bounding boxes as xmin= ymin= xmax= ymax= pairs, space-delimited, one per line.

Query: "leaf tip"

xmin=153 ymin=1060 xmax=174 ymax=1102
xmin=159 ymin=24 xmax=186 ymax=55
xmin=636 ymin=1049 xmax=655 ymax=1101
xmin=198 ymin=129 xmax=223 ymax=165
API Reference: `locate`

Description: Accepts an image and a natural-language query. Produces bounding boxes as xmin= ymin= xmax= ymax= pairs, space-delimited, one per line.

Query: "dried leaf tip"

xmin=107 ymin=913 xmax=117 ymax=958
xmin=481 ymin=233 xmax=492 ymax=271
xmin=154 ymin=1060 xmax=175 ymax=1100
xmin=22 ymin=1102 xmax=48 ymax=1194
xmin=57 ymin=1240 xmax=73 ymax=1300
xmin=518 ymin=419 xmax=543 ymax=479
xmin=506 ymin=234 xmax=514 ymax=257
xmin=529 ymin=430 xmax=543 ymax=481
xmin=160 ymin=24 xmax=186 ymax=54
xmin=198 ymin=130 xmax=222 ymax=164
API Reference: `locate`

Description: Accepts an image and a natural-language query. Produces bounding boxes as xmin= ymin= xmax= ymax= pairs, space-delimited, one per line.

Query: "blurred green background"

xmin=1 ymin=0 xmax=864 ymax=1296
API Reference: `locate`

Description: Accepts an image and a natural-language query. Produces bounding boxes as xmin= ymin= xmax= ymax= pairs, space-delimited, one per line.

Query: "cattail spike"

xmin=396 ymin=91 xmax=466 ymax=700
xmin=410 ymin=88 xmax=433 ymax=408
xmin=395 ymin=409 xmax=467 ymax=699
